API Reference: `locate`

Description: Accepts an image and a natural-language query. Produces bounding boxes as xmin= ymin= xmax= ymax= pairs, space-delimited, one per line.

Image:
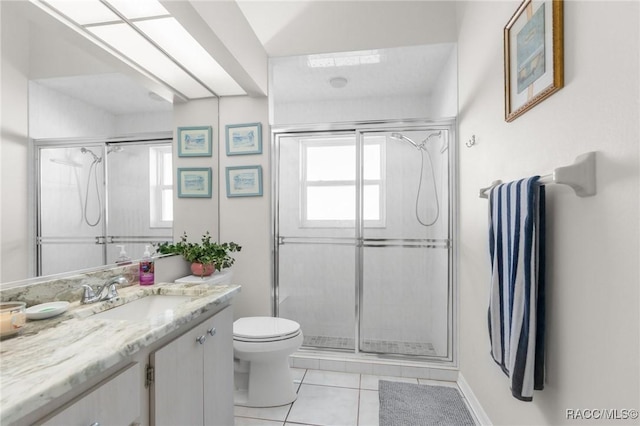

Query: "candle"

xmin=0 ymin=302 xmax=26 ymax=338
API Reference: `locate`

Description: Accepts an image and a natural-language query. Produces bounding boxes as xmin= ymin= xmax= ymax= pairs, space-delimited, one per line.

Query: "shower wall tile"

xmin=292 ymin=357 xmax=319 ymax=370
xmin=429 ymin=368 xmax=458 ymax=381
xmin=401 ymin=365 xmax=432 ymax=379
xmin=370 ymin=363 xmax=403 ymax=377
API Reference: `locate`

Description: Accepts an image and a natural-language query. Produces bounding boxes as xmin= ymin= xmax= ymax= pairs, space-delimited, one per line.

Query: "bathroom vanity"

xmin=0 ymin=280 xmax=240 ymax=426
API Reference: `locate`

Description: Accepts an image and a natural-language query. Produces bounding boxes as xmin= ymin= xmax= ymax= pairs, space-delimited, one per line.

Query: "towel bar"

xmin=479 ymin=152 xmax=596 ymax=198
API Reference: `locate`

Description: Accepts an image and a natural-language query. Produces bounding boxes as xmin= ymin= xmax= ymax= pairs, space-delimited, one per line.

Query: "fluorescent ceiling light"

xmin=42 ymin=0 xmax=119 ymax=25
xmin=307 ymin=50 xmax=382 ymax=68
xmin=33 ymin=0 xmax=246 ymax=98
xmin=88 ymin=23 xmax=211 ymax=99
xmin=107 ymin=0 xmax=169 ymax=20
xmin=135 ymin=18 xmax=245 ymax=96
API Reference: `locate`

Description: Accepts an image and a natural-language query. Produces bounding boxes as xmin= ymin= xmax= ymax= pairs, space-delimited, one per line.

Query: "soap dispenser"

xmin=139 ymin=245 xmax=154 ymax=286
xmin=115 ymin=245 xmax=131 ymax=265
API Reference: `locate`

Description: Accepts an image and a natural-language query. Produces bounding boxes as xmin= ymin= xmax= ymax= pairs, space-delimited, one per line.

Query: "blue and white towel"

xmin=488 ymin=176 xmax=545 ymax=401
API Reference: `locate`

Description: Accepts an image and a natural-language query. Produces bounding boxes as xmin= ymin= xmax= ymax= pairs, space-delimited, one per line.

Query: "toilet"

xmin=233 ymin=316 xmax=303 ymax=407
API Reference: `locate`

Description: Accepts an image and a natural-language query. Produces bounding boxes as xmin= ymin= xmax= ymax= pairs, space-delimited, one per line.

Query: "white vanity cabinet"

xmin=150 ymin=305 xmax=233 ymax=426
xmin=38 ymin=363 xmax=141 ymax=426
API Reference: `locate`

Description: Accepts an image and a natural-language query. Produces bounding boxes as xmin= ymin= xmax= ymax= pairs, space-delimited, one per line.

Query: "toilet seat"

xmin=233 ymin=317 xmax=301 ymax=343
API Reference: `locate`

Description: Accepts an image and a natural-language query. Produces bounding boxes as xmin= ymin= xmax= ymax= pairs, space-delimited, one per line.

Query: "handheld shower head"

xmin=81 ymin=147 xmax=102 ymax=162
xmin=390 ymin=133 xmax=420 ymax=149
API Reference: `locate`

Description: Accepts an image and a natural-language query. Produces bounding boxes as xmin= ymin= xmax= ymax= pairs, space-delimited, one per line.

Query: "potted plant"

xmin=156 ymin=232 xmax=241 ymax=277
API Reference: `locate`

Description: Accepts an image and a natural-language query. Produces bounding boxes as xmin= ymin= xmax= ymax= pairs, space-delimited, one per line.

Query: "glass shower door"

xmin=38 ymin=145 xmax=106 ymax=275
xmin=276 ymin=133 xmax=357 ymax=351
xmin=360 ymin=129 xmax=451 ymax=358
xmin=106 ymin=141 xmax=173 ymax=263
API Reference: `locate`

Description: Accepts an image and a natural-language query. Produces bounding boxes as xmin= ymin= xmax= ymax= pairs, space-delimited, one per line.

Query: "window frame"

xmin=300 ymin=136 xmax=386 ymax=228
xmin=149 ymin=145 xmax=173 ymax=228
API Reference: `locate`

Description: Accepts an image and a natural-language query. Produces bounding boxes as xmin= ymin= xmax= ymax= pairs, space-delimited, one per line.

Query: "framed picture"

xmin=177 ymin=167 xmax=212 ymax=198
xmin=177 ymin=126 xmax=212 ymax=157
xmin=226 ymin=165 xmax=263 ymax=197
xmin=225 ymin=123 xmax=262 ymax=156
xmin=504 ymin=0 xmax=564 ymax=122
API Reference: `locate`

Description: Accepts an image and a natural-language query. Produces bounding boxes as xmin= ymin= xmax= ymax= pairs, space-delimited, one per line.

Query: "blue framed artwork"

xmin=177 ymin=126 xmax=212 ymax=157
xmin=225 ymin=122 xmax=262 ymax=156
xmin=226 ymin=165 xmax=263 ymax=197
xmin=178 ymin=167 xmax=212 ymax=198
xmin=504 ymin=0 xmax=564 ymax=122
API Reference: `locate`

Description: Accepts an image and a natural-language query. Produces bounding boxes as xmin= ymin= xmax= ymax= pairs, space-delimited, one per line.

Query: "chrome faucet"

xmin=81 ymin=276 xmax=128 ymax=304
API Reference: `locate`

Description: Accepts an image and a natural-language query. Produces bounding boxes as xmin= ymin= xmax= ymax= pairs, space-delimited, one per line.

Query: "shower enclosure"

xmin=35 ymin=135 xmax=173 ymax=276
xmin=273 ymin=121 xmax=455 ymax=360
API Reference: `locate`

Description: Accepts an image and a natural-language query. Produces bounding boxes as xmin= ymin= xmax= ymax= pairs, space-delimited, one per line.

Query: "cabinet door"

xmin=203 ymin=306 xmax=233 ymax=426
xmin=40 ymin=363 xmax=141 ymax=426
xmin=151 ymin=325 xmax=205 ymax=426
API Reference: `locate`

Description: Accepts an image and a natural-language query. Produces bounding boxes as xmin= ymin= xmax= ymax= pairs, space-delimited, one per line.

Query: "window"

xmin=301 ymin=136 xmax=385 ymax=227
xmin=149 ymin=146 xmax=173 ymax=228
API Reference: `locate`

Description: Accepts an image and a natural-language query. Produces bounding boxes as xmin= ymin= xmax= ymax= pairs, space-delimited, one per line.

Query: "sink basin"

xmin=90 ymin=295 xmax=192 ymax=321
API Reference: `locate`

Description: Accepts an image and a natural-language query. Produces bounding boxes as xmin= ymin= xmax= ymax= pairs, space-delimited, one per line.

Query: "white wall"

xmin=1 ymin=6 xmax=29 ymax=282
xmin=218 ymin=96 xmax=271 ymax=319
xmin=172 ymin=99 xmax=220 ymax=243
xmin=457 ymin=1 xmax=639 ymax=424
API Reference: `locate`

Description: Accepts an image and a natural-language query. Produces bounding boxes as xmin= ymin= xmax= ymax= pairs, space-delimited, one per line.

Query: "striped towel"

xmin=488 ymin=176 xmax=545 ymax=401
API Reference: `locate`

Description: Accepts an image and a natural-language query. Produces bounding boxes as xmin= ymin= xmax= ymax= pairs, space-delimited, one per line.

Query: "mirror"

xmin=1 ymin=2 xmax=174 ymax=283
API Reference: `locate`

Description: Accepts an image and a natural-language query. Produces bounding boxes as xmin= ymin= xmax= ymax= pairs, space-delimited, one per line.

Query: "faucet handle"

xmin=81 ymin=284 xmax=96 ymax=304
xmin=106 ymin=283 xmax=119 ymax=300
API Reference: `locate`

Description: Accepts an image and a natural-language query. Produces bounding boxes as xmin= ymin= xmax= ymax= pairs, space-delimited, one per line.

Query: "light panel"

xmin=43 ymin=0 xmax=119 ymax=25
xmin=307 ymin=50 xmax=381 ymax=68
xmin=135 ymin=18 xmax=245 ymax=96
xmin=88 ymin=23 xmax=212 ymax=99
xmin=33 ymin=0 xmax=246 ymax=99
xmin=107 ymin=0 xmax=169 ymax=20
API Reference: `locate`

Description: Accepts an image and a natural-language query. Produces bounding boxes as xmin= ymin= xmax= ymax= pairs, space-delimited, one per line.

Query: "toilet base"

xmin=233 ymin=356 xmax=298 ymax=407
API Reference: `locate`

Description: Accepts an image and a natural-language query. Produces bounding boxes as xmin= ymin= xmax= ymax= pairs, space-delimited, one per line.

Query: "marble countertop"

xmin=0 ymin=282 xmax=241 ymax=425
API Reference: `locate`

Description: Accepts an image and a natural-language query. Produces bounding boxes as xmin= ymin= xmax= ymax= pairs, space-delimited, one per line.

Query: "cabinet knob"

xmin=89 ymin=423 xmax=100 ymax=426
xmin=207 ymin=327 xmax=216 ymax=336
xmin=196 ymin=335 xmax=207 ymax=344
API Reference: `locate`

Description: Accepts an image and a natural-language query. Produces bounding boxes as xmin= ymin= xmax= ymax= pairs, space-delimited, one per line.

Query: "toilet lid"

xmin=233 ymin=317 xmax=300 ymax=341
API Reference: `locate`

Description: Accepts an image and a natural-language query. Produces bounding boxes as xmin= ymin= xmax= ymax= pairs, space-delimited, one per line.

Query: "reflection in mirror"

xmin=36 ymin=138 xmax=174 ymax=276
xmin=1 ymin=2 xmax=175 ymax=282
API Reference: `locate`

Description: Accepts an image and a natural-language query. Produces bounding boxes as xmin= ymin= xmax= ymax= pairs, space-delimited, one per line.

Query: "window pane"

xmin=162 ymin=189 xmax=173 ymax=221
xmin=363 ymin=144 xmax=380 ymax=180
xmin=307 ymin=185 xmax=354 ymax=220
xmin=163 ymin=151 xmax=173 ymax=184
xmin=306 ymin=145 xmax=355 ymax=181
xmin=363 ymin=185 xmax=380 ymax=221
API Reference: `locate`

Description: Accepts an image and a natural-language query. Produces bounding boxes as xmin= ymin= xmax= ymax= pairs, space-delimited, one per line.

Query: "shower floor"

xmin=303 ymin=335 xmax=437 ymax=357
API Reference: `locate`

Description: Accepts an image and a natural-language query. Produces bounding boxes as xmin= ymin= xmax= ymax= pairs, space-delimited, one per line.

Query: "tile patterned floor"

xmin=234 ymin=368 xmax=477 ymax=426
xmin=302 ymin=335 xmax=437 ymax=357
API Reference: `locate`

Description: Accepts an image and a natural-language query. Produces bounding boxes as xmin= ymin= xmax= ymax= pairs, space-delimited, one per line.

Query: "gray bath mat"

xmin=379 ymin=381 xmax=475 ymax=426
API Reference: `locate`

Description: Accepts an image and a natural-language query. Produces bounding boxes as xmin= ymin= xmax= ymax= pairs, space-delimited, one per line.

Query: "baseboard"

xmin=457 ymin=373 xmax=492 ymax=426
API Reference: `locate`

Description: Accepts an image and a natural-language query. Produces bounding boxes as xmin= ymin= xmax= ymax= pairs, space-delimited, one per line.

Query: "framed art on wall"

xmin=226 ymin=165 xmax=263 ymax=197
xmin=177 ymin=126 xmax=212 ymax=157
xmin=504 ymin=0 xmax=564 ymax=122
xmin=177 ymin=167 xmax=212 ymax=198
xmin=225 ymin=123 xmax=262 ymax=156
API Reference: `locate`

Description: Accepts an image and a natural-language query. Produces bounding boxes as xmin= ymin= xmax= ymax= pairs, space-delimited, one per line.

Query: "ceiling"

xmin=30 ymin=1 xmax=458 ymax=115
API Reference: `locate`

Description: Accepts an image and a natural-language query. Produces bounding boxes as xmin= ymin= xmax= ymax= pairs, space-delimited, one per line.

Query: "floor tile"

xmin=286 ymin=384 xmax=360 ymax=426
xmin=235 ymin=417 xmax=284 ymax=426
xmin=358 ymin=389 xmax=379 ymax=426
xmin=234 ymin=403 xmax=292 ymax=422
xmin=302 ymin=369 xmax=361 ymax=388
xmin=291 ymin=367 xmax=306 ymax=391
xmin=360 ymin=374 xmax=418 ymax=390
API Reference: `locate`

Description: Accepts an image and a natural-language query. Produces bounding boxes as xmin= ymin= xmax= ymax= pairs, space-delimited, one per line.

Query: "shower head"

xmin=81 ymin=147 xmax=102 ymax=162
xmin=107 ymin=145 xmax=124 ymax=154
xmin=390 ymin=133 xmax=420 ymax=149
xmin=420 ymin=131 xmax=448 ymax=154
